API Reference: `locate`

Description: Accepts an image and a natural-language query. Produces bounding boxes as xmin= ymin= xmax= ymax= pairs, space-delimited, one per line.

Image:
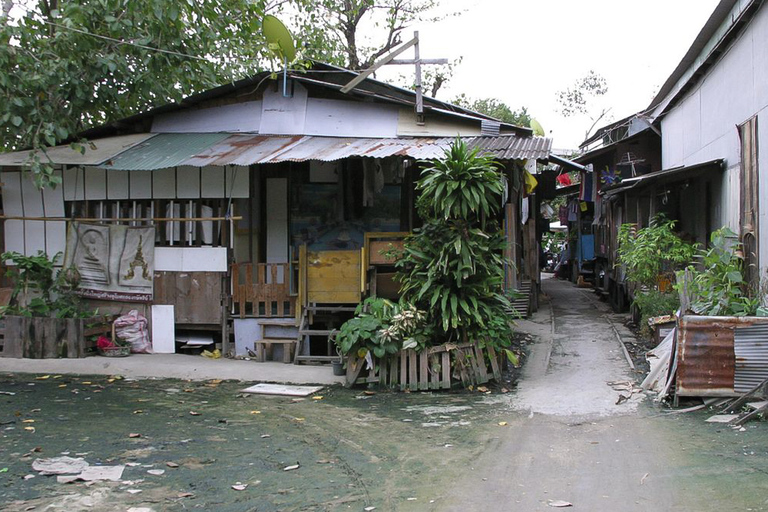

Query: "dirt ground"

xmin=2 ymin=277 xmax=768 ymax=511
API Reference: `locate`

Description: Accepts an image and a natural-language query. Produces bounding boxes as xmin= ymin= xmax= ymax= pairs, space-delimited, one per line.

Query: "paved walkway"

xmin=0 ymin=353 xmax=344 ymax=384
xmin=444 ymin=276 xmax=687 ymax=511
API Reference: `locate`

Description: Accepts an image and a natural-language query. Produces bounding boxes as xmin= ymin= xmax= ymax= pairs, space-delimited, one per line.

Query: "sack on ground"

xmin=114 ymin=310 xmax=152 ymax=354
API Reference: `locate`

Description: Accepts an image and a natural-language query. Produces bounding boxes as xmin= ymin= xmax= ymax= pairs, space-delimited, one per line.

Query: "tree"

xmin=0 ymin=0 xmax=270 ymax=187
xmin=395 ymin=139 xmax=514 ymax=351
xmin=556 ymin=70 xmax=610 ymax=142
xmin=291 ymin=0 xmax=444 ymax=71
xmin=452 ymin=94 xmax=532 ymax=127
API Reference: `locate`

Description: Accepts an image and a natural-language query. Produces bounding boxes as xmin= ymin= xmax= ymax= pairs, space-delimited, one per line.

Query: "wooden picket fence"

xmin=0 ymin=315 xmax=114 ymax=359
xmin=345 ymin=343 xmax=503 ymax=390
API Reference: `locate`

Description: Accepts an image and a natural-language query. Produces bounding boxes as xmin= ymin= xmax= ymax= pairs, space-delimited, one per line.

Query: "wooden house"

xmin=572 ymin=0 xmax=768 ymax=311
xmin=0 ymin=62 xmax=554 ymax=361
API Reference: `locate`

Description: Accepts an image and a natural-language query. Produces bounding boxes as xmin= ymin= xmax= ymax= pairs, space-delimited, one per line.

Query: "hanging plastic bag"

xmin=113 ymin=310 xmax=152 ymax=354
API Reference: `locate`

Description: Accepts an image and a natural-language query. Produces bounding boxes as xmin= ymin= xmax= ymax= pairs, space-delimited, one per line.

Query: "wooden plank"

xmin=380 ymin=358 xmax=387 ymax=385
xmin=68 ymin=318 xmax=82 ymax=358
xmin=441 ymin=351 xmax=451 ymax=389
xmin=474 ymin=346 xmax=489 ymax=384
xmin=419 ymin=350 xmax=428 ymax=391
xmin=2 ymin=317 xmax=22 ymax=358
xmin=408 ymin=350 xmax=417 ymax=391
xmin=42 ymin=318 xmax=58 ymax=359
xmin=400 ymin=350 xmax=408 ymax=391
xmin=390 ymin=357 xmax=398 ymax=387
xmin=487 ymin=345 xmax=502 ymax=380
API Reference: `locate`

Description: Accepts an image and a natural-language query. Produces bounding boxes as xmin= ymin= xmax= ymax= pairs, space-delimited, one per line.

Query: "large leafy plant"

xmin=682 ymin=228 xmax=760 ymax=316
xmin=617 ymin=215 xmax=697 ymax=289
xmin=334 ymin=297 xmax=428 ymax=358
xmin=1 ymin=251 xmax=92 ymax=318
xmin=395 ymin=138 xmax=514 ymax=349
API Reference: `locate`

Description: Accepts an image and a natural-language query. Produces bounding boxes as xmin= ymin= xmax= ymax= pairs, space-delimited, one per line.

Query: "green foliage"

xmin=541 ymin=231 xmax=566 ymax=254
xmin=451 ymin=95 xmax=532 ymax=127
xmin=683 ymin=228 xmax=760 ymax=316
xmin=1 ymin=251 xmax=92 ymax=318
xmin=632 ymin=290 xmax=679 ymax=337
xmin=395 ymin=138 xmax=515 ymax=350
xmin=0 ymin=0 xmax=270 ymax=187
xmin=333 ymin=297 xmax=429 ymax=358
xmin=617 ymin=215 xmax=697 ymax=289
xmin=291 ymin=0 xmax=443 ymax=70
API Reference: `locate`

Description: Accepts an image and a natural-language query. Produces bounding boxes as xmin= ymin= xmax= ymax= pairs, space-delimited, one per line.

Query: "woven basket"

xmin=97 ymin=322 xmax=130 ymax=357
xmin=98 ymin=345 xmax=131 ymax=357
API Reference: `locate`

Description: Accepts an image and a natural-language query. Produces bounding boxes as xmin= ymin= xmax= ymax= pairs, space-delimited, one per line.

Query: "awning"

xmin=103 ymin=133 xmax=553 ymax=169
xmin=602 ymin=158 xmax=724 ymax=197
xmin=0 ymin=133 xmax=554 ymax=171
xmin=0 ymin=133 xmax=156 ymax=167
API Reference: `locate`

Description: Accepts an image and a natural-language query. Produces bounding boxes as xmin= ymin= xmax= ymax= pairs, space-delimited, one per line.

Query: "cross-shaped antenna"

xmin=340 ymin=31 xmax=447 ymax=125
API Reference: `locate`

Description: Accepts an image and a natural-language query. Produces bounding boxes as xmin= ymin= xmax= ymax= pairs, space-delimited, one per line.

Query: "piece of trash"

xmin=444 ymin=444 xmax=453 ymax=448
xmin=23 ymin=474 xmax=34 ymax=480
xmin=57 ymin=465 xmax=125 ymax=483
xmin=177 ymin=492 xmax=194 ymax=498
xmin=133 ymin=410 xmax=144 ymax=415
xmin=126 ymin=489 xmax=142 ymax=494
xmin=364 ymin=507 xmax=376 ymax=511
xmin=24 ymin=426 xmax=35 ymax=432
xmin=407 ymin=497 xmax=417 ymax=501
xmin=283 ymin=464 xmax=300 ymax=471
xmin=33 ymin=457 xmax=90 ymax=476
xmin=293 ymin=417 xmax=305 ymax=422
xmin=189 ymin=411 xmax=201 ymax=416
xmin=35 ymin=375 xmax=50 ymax=380
xmin=147 ymin=469 xmax=165 ymax=476
xmin=201 ymin=349 xmax=221 ymax=359
xmin=129 ymin=433 xmax=142 ymax=438
xmin=260 ymin=434 xmax=271 ymax=438
xmin=312 ymin=396 xmax=324 ymax=400
xmin=547 ymin=500 xmax=573 ymax=508
xmin=0 ymin=467 xmax=7 ymax=473
xmin=364 ymin=391 xmax=376 ymax=395
xmin=166 ymin=462 xmax=179 ymax=468
xmin=498 ymin=422 xmax=508 ymax=426
xmin=706 ymin=414 xmax=739 ymax=423
xmin=250 ymin=411 xmax=261 ymax=415
xmin=22 ymin=419 xmax=35 ymax=423
xmin=126 ymin=462 xmax=142 ymax=467
xmin=241 ymin=384 xmax=323 ymax=397
xmin=0 ymin=391 xmax=16 ymax=395
xmin=477 ymin=386 xmax=489 ymax=393
xmin=640 ymin=472 xmax=649 ymax=485
xmin=232 ymin=483 xmax=247 ymax=491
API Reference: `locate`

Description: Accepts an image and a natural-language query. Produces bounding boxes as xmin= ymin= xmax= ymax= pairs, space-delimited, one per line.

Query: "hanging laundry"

xmin=579 ymin=169 xmax=594 ymax=202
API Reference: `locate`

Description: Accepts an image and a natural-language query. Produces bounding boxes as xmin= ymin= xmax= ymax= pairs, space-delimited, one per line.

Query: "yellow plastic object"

xmin=201 ymin=349 xmax=221 ymax=359
xmin=523 ymin=169 xmax=538 ymax=195
xmin=530 ymin=118 xmax=545 ymax=136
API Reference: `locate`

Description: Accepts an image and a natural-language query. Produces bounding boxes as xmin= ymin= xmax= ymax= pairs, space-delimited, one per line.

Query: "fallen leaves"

xmin=189 ymin=411 xmax=201 ymax=416
xmin=498 ymin=421 xmax=508 ymax=427
xmin=250 ymin=410 xmax=261 ymax=415
xmin=128 ymin=433 xmax=142 ymax=438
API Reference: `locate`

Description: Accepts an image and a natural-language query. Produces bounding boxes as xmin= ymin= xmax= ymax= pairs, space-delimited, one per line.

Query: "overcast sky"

xmin=377 ymin=0 xmax=721 ymax=150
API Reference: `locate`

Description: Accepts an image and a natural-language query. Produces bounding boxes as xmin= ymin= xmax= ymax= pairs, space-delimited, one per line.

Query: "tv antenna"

xmin=340 ymin=32 xmax=447 ymax=125
xmin=262 ymin=15 xmax=297 ymax=97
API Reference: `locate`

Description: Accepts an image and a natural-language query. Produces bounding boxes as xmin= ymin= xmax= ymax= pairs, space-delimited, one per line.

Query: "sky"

xmin=376 ymin=0 xmax=721 ymax=150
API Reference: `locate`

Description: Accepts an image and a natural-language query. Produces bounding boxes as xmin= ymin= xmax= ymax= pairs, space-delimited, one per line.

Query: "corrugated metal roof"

xmin=139 ymin=134 xmax=552 ymax=169
xmin=734 ymin=324 xmax=768 ymax=393
xmin=0 ymin=133 xmax=156 ymax=166
xmin=103 ymin=133 xmax=230 ymax=171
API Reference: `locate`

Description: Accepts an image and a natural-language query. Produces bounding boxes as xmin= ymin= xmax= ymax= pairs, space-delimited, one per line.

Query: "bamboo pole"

xmin=0 ymin=215 xmax=242 ymax=222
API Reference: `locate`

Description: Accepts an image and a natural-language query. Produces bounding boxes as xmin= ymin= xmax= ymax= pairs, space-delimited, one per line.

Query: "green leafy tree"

xmin=292 ymin=0 xmax=444 ymax=70
xmin=556 ymin=70 xmax=610 ymax=142
xmin=452 ymin=94 xmax=531 ymax=126
xmin=616 ymin=215 xmax=697 ymax=289
xmin=395 ymin=139 xmax=514 ymax=349
xmin=0 ymin=0 xmax=270 ymax=187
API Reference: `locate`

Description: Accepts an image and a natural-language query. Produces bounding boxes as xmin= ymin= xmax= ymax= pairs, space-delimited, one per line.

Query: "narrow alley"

xmin=442 ymin=276 xmax=768 ymax=511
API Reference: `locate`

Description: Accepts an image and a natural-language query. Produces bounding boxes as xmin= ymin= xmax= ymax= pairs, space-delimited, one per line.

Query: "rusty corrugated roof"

xmin=103 ymin=133 xmax=230 ymax=171
xmin=142 ymin=134 xmax=552 ymax=169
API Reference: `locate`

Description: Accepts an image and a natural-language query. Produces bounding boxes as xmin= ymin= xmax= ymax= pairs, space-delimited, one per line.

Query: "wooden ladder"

xmin=293 ymin=305 xmax=357 ymax=364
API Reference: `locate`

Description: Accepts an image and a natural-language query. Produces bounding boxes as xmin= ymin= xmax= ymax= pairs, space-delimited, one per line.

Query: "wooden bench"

xmin=254 ymin=339 xmax=295 ymax=363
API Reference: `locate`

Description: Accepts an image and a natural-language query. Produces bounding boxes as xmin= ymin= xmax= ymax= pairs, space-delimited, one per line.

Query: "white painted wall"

xmin=152 ymin=101 xmax=262 ymax=133
xmin=154 ymin=247 xmax=228 ymax=272
xmin=659 ymin=3 xmax=768 ymax=275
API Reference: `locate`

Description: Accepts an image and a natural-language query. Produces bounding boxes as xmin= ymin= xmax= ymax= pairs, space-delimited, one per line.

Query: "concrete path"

xmin=0 ymin=353 xmax=345 ymax=384
xmin=444 ymin=276 xmax=689 ymax=511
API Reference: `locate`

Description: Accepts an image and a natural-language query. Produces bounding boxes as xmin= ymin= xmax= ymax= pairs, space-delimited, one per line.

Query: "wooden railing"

xmin=231 ymin=262 xmax=295 ymax=318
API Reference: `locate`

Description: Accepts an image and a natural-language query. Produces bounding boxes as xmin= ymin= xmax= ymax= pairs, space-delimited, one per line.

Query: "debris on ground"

xmin=547 ymin=499 xmax=573 ymax=507
xmin=240 ymin=384 xmax=324 ymax=397
xmin=32 ymin=457 xmax=89 ymax=475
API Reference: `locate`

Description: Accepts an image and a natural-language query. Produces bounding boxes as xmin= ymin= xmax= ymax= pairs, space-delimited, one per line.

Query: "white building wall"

xmin=660 ymin=3 xmax=768 ymax=275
